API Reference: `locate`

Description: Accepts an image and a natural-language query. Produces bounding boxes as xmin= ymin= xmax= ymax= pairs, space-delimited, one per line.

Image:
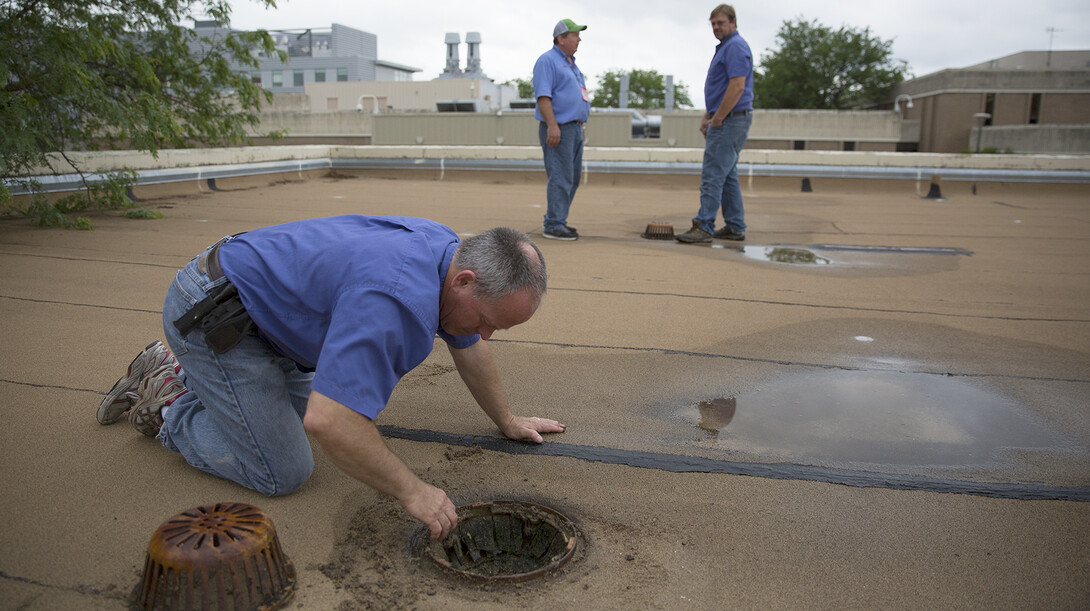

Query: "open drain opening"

xmin=424 ymin=501 xmax=577 ymax=582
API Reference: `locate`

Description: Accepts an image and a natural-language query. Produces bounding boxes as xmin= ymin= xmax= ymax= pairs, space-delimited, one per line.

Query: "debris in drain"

xmin=425 ymin=500 xmax=577 ymax=582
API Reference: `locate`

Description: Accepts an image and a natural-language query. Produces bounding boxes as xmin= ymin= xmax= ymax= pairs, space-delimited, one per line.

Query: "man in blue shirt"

xmin=533 ymin=18 xmax=591 ymax=241
xmin=676 ymin=4 xmax=754 ymax=244
xmin=96 ymin=216 xmax=564 ymax=541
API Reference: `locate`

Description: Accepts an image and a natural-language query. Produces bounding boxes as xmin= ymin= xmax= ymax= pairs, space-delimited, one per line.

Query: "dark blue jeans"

xmin=539 ymin=121 xmax=584 ymax=232
xmin=695 ymin=113 xmax=752 ymax=234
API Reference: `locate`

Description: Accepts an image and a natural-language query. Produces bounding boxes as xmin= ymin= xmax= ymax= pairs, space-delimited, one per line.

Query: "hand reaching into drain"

xmin=304 ymin=391 xmax=459 ymax=539
xmin=401 ymin=482 xmax=458 ymax=541
xmin=502 ymin=416 xmax=566 ymax=444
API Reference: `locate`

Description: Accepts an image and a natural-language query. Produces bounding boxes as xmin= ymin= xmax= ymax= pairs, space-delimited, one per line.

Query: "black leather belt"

xmin=726 ymin=109 xmax=752 ymax=117
xmin=197 ymin=234 xmax=241 ymax=280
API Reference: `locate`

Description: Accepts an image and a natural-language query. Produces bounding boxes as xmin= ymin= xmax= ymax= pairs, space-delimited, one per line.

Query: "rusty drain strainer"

xmin=135 ymin=502 xmax=295 ymax=610
xmin=425 ymin=500 xmax=578 ymax=582
xmin=641 ymin=222 xmax=675 ymax=240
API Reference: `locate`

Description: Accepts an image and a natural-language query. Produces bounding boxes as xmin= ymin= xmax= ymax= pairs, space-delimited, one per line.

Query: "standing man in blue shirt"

xmin=676 ymin=4 xmax=754 ymax=244
xmin=96 ymin=216 xmax=565 ymax=541
xmin=533 ymin=19 xmax=591 ymax=241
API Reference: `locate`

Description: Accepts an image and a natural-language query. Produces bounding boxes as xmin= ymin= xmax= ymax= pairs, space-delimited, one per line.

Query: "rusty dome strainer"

xmin=135 ymin=502 xmax=295 ymax=611
xmin=641 ymin=222 xmax=675 ymax=240
xmin=425 ymin=500 xmax=578 ymax=582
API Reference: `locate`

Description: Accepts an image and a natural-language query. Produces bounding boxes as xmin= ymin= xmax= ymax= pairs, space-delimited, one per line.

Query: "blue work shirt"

xmin=219 ymin=215 xmax=479 ymax=420
xmin=532 ymin=45 xmax=590 ymax=124
xmin=704 ymin=31 xmax=754 ymax=114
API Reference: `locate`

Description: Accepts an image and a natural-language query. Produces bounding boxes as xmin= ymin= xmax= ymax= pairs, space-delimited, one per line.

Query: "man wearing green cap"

xmin=532 ymin=19 xmax=590 ymax=241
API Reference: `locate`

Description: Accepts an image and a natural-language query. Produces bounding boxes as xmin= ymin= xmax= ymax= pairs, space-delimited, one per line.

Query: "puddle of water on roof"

xmin=684 ymin=369 xmax=1067 ymax=467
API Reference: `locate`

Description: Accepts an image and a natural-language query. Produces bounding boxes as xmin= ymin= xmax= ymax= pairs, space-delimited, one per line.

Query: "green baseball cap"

xmin=553 ymin=19 xmax=587 ymax=38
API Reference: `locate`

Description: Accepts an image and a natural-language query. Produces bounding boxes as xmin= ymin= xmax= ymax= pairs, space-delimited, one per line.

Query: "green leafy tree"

xmin=754 ymin=17 xmax=909 ymax=109
xmin=503 ymin=77 xmax=534 ymax=99
xmin=591 ymin=69 xmax=693 ymax=109
xmin=0 ymin=0 xmax=285 ymax=228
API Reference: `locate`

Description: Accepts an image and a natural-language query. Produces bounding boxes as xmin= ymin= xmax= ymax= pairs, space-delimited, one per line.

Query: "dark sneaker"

xmin=97 ymin=340 xmax=180 ymax=425
xmin=675 ymin=222 xmax=712 ymax=244
xmin=713 ymin=226 xmax=746 ymax=241
xmin=544 ymin=226 xmax=578 ymax=241
xmin=129 ymin=365 xmax=188 ymax=437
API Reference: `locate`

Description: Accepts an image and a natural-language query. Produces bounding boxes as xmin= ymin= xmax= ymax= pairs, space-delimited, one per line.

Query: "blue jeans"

xmin=539 ymin=121 xmax=584 ymax=232
xmin=695 ymin=113 xmax=752 ymax=234
xmin=159 ymin=248 xmax=315 ymax=496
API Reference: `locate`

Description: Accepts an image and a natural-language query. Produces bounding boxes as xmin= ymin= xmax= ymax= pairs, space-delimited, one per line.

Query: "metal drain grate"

xmin=425 ymin=500 xmax=578 ymax=582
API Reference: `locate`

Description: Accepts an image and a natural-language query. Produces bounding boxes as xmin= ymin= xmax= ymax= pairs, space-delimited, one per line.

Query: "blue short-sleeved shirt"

xmin=704 ymin=31 xmax=754 ymax=113
xmin=218 ymin=215 xmax=479 ymax=420
xmin=532 ymin=46 xmax=590 ymax=124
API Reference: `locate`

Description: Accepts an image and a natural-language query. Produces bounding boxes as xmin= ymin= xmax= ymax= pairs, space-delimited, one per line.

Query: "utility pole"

xmin=1045 ymin=27 xmax=1062 ymax=68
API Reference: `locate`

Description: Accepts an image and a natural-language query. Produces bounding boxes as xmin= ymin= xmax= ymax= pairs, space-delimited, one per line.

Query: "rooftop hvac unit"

xmin=436 ymin=99 xmax=486 ymax=112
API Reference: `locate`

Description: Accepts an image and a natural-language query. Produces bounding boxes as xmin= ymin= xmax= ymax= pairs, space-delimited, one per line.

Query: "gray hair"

xmin=453 ymin=227 xmax=548 ymax=301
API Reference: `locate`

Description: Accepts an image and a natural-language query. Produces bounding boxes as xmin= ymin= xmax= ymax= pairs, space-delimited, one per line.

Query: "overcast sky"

xmin=223 ymin=0 xmax=1090 ymax=104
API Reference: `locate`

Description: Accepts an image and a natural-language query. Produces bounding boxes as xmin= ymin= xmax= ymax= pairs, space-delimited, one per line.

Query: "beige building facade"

xmin=892 ymin=51 xmax=1090 ymax=153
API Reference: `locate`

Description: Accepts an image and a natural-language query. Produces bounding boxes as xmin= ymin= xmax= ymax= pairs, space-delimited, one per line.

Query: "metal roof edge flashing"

xmin=6 ymin=154 xmax=1088 ymax=195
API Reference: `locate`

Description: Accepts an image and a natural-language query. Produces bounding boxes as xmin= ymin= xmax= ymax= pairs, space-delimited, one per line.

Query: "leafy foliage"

xmin=7 ymin=170 xmax=136 ymax=228
xmin=503 ymin=77 xmax=534 ymax=99
xmin=591 ymin=69 xmax=693 ymax=109
xmin=0 ymin=0 xmax=284 ymax=227
xmin=754 ymin=18 xmax=909 ymax=109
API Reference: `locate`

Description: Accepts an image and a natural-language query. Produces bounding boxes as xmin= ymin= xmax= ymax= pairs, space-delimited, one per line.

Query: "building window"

xmin=271 ymin=71 xmax=283 ymax=87
xmin=251 ymin=71 xmax=262 ymax=85
xmin=293 ymin=70 xmax=304 ymax=87
xmin=1029 ymin=93 xmax=1041 ymax=125
xmin=315 ymin=69 xmax=326 ymax=83
xmin=843 ymin=141 xmax=856 ymax=151
xmin=336 ymin=68 xmax=348 ymax=82
xmin=793 ymin=140 xmax=805 ymax=150
xmin=983 ymin=93 xmax=995 ymax=125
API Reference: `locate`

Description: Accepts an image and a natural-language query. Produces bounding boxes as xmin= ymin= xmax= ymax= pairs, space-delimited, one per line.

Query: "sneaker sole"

xmin=96 ymin=340 xmax=161 ymax=425
xmin=543 ymin=234 xmax=577 ymax=241
xmin=129 ymin=365 xmax=187 ymax=437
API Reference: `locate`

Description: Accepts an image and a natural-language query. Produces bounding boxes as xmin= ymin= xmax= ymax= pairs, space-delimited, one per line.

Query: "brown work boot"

xmin=675 ymin=221 xmax=712 ymax=244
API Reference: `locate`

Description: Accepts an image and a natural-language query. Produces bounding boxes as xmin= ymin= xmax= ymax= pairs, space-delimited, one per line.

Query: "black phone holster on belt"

xmin=172 ymin=236 xmax=255 ymax=354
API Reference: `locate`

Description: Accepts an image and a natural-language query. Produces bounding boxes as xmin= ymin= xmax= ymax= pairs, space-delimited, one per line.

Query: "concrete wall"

xmin=256 ymin=109 xmax=373 ymax=139
xmin=896 ymin=69 xmax=1090 ymax=97
xmin=894 ymin=68 xmax=1090 ymax=153
xmin=973 ymin=125 xmax=1090 ymax=154
xmin=364 ymin=109 xmax=908 ymax=150
xmin=304 ymin=80 xmax=519 ymax=112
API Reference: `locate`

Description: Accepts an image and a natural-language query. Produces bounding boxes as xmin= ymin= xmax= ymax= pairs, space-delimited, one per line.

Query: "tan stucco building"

xmin=892 ymin=51 xmax=1090 ymax=154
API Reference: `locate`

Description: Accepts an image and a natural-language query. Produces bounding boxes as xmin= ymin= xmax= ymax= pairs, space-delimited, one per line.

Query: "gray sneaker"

xmin=675 ymin=222 xmax=712 ymax=244
xmin=97 ymin=341 xmax=179 ymax=425
xmin=129 ymin=364 xmax=188 ymax=437
xmin=713 ymin=226 xmax=746 ymax=241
